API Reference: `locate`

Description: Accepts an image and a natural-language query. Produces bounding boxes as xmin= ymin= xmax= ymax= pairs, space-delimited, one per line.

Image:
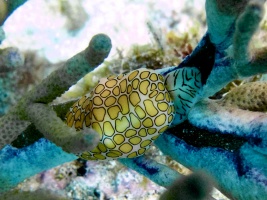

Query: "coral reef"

xmin=1 ymin=0 xmax=267 ymax=200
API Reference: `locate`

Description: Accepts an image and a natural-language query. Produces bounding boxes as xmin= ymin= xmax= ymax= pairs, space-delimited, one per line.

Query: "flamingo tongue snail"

xmin=65 ymin=66 xmax=203 ymax=160
xmin=65 ymin=68 xmax=175 ymax=160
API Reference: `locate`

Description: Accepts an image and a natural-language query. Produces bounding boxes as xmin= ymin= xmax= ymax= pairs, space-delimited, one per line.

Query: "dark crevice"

xmin=167 ymin=120 xmax=248 ymax=152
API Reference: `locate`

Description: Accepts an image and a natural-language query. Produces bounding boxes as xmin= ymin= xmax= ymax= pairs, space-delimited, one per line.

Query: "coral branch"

xmin=119 ymin=155 xmax=181 ymax=188
xmin=0 ymin=114 xmax=30 ymax=148
xmin=26 ymin=103 xmax=100 ymax=154
xmin=0 ymin=34 xmax=111 ymax=151
xmin=188 ymin=99 xmax=267 ymax=150
xmin=205 ymin=0 xmax=244 ymax=48
xmin=155 ymin=132 xmax=267 ymax=199
xmin=22 ymin=33 xmax=111 ymax=105
xmin=234 ymin=0 xmax=265 ymax=66
xmin=0 ymin=138 xmax=77 ymax=193
xmin=240 ymin=47 xmax=267 ymax=76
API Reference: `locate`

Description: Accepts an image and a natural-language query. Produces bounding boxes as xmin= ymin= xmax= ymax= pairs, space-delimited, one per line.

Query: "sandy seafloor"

xmin=0 ymin=0 xmax=230 ymax=199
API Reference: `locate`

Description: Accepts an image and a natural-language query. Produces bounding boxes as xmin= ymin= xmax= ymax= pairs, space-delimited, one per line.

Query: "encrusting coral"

xmin=1 ymin=0 xmax=267 ymax=199
xmin=219 ymin=81 xmax=267 ymax=111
